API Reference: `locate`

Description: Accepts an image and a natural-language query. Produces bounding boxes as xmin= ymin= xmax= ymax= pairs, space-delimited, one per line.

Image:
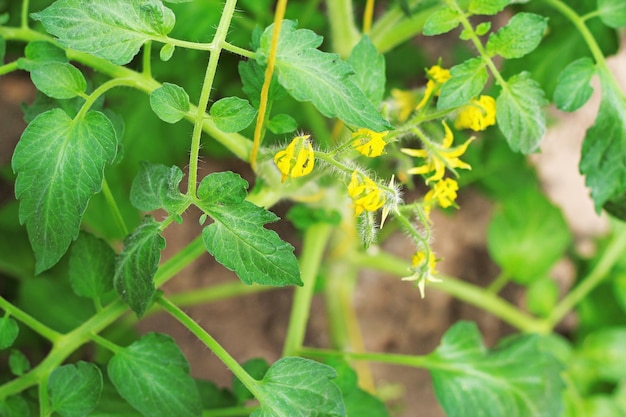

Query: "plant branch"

xmin=0 ymin=296 xmax=61 ymax=343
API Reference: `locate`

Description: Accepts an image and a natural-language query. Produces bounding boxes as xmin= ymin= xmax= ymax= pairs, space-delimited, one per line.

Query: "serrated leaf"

xmin=32 ymin=0 xmax=176 ymax=65
xmin=114 ymin=216 xmax=165 ymax=317
xmin=12 ymin=109 xmax=117 ymax=273
xmin=423 ymin=6 xmax=462 ymax=36
xmin=69 ymin=232 xmax=115 ymax=300
xmin=437 ymin=57 xmax=488 ymax=110
xmin=259 ymin=20 xmax=391 ymax=132
xmin=150 ymin=82 xmax=190 ymax=124
xmin=554 ymin=57 xmax=596 ymax=112
xmin=130 ymin=162 xmax=186 ymax=213
xmin=429 ymin=321 xmax=564 ymax=417
xmin=580 ymin=67 xmax=626 ymax=211
xmin=49 ymin=362 xmax=103 ymax=417
xmin=598 ymin=0 xmax=626 ymax=28
xmin=210 ymin=97 xmax=257 ymax=133
xmin=487 ymin=187 xmax=571 ymax=284
xmin=17 ymin=40 xmax=68 ymax=71
xmin=469 ymin=0 xmax=508 ymax=15
xmin=239 ymin=59 xmax=287 ymax=108
xmin=252 ymin=357 xmax=345 ymax=417
xmin=197 ymin=172 xmax=301 ymax=287
xmin=0 ymin=316 xmax=19 ymax=349
xmin=348 ymin=35 xmax=385 ymax=106
xmin=496 ymin=72 xmax=546 ymax=154
xmin=267 ymin=113 xmax=297 ymax=134
xmin=30 ymin=62 xmax=86 ymax=99
xmin=108 ymin=332 xmax=202 ymax=417
xmin=9 ymin=350 xmax=30 ymax=376
xmin=486 ymin=12 xmax=548 ymax=59
xmin=232 ymin=358 xmax=269 ymax=403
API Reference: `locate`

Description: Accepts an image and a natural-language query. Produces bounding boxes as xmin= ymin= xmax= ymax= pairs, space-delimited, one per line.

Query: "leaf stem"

xmin=168 ymin=281 xmax=274 ymax=307
xmin=0 ymin=61 xmax=19 ymax=76
xmin=20 ymin=0 xmax=30 ymax=29
xmin=39 ymin=377 xmax=50 ymax=417
xmin=363 ymin=0 xmax=375 ymax=34
xmin=74 ymin=77 xmax=138 ymax=121
xmin=101 ymin=177 xmax=129 ymax=237
xmin=282 ymin=223 xmax=333 ymax=356
xmin=187 ymin=0 xmax=239 ymax=199
xmin=142 ymin=41 xmax=152 ymax=78
xmin=250 ymin=0 xmax=288 ymax=171
xmin=300 ymin=347 xmax=432 ymax=368
xmin=325 ymin=0 xmax=360 ymax=57
xmin=0 ymin=295 xmax=61 ymax=343
xmin=157 ymin=296 xmax=261 ymax=397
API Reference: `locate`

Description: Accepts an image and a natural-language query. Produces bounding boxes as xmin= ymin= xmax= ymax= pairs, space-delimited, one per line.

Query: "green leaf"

xmin=252 ymin=357 xmax=345 ymax=417
xmin=197 ymin=171 xmax=302 ymax=287
xmin=12 ymin=109 xmax=117 ymax=273
xmin=17 ymin=40 xmax=67 ymax=71
xmin=487 ymin=187 xmax=571 ymax=284
xmin=30 ymin=62 xmax=86 ymax=99
xmin=49 ymin=362 xmax=103 ymax=417
xmin=69 ymin=232 xmax=115 ymax=300
xmin=554 ymin=57 xmax=596 ymax=112
xmin=0 ymin=396 xmax=30 ymax=417
xmin=210 ymin=97 xmax=257 ymax=133
xmin=267 ymin=113 xmax=298 ymax=134
xmin=348 ymin=35 xmax=386 ymax=106
xmin=9 ymin=350 xmax=30 ymax=376
xmin=114 ymin=216 xmax=165 ymax=317
xmin=32 ymin=0 xmax=176 ymax=65
xmin=344 ymin=389 xmax=390 ymax=417
xmin=0 ymin=316 xmax=19 ymax=349
xmin=130 ymin=162 xmax=186 ymax=214
xmin=0 ymin=37 xmax=6 ymax=62
xmin=429 ymin=321 xmax=564 ymax=417
xmin=239 ymin=59 xmax=287 ymax=108
xmin=232 ymin=358 xmax=269 ymax=403
xmin=437 ymin=57 xmax=488 ymax=110
xmin=526 ymin=277 xmax=559 ymax=318
xmin=259 ymin=20 xmax=391 ymax=132
xmin=108 ymin=332 xmax=202 ymax=417
xmin=159 ymin=43 xmax=175 ymax=61
xmin=581 ymin=328 xmax=626 ymax=382
xmin=486 ymin=13 xmax=548 ymax=59
xmin=0 ymin=13 xmax=8 ymax=25
xmin=580 ymin=67 xmax=626 ymax=211
xmin=598 ymin=0 xmax=626 ymax=28
xmin=149 ymin=83 xmax=190 ymax=124
xmin=423 ymin=6 xmax=462 ymax=36
xmin=469 ymin=0 xmax=509 ymax=15
xmin=496 ymin=72 xmax=547 ymax=154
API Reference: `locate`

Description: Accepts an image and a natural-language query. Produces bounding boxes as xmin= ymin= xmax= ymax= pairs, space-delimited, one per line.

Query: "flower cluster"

xmin=351 ymin=128 xmax=387 ymax=157
xmin=416 ymin=65 xmax=451 ymax=110
xmin=402 ymin=250 xmax=441 ymax=298
xmin=455 ymin=95 xmax=497 ymax=131
xmin=273 ymin=134 xmax=315 ymax=182
xmin=347 ymin=171 xmax=386 ymax=216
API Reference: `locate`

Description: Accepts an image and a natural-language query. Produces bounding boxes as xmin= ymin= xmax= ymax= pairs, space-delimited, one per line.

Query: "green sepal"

xmin=251 ymin=357 xmax=345 ymax=417
xmin=553 ymin=57 xmax=596 ymax=112
xmin=258 ymin=20 xmax=391 ymax=132
xmin=32 ymin=0 xmax=176 ymax=65
xmin=12 ymin=108 xmax=118 ymax=273
xmin=437 ymin=57 xmax=488 ymax=110
xmin=114 ymin=216 xmax=165 ymax=317
xmin=108 ymin=332 xmax=202 ymax=417
xmin=210 ymin=97 xmax=257 ymax=133
xmin=150 ymin=82 xmax=191 ymax=124
xmin=30 ymin=62 xmax=86 ymax=99
xmin=130 ymin=162 xmax=187 ymax=214
xmin=496 ymin=72 xmax=547 ymax=154
xmin=486 ymin=12 xmax=548 ymax=59
xmin=429 ymin=321 xmax=564 ymax=417
xmin=0 ymin=316 xmax=19 ymax=350
xmin=48 ymin=362 xmax=103 ymax=417
xmin=580 ymin=67 xmax=626 ymax=211
xmin=197 ymin=171 xmax=302 ymax=287
xmin=69 ymin=231 xmax=116 ymax=300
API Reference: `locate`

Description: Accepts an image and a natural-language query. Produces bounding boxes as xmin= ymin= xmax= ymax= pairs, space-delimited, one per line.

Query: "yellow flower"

xmin=352 ymin=128 xmax=387 ymax=157
xmin=425 ymin=178 xmax=459 ymax=209
xmin=402 ymin=250 xmax=441 ymax=298
xmin=347 ymin=171 xmax=386 ymax=216
xmin=391 ymin=88 xmax=417 ymax=122
xmin=273 ymin=134 xmax=315 ymax=182
xmin=401 ymin=122 xmax=472 ymax=183
xmin=454 ymin=95 xmax=496 ymax=131
xmin=416 ymin=65 xmax=451 ymax=110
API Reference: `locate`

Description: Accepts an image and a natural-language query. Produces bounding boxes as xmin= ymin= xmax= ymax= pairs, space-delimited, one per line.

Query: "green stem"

xmin=0 ymin=296 xmax=61 ymax=343
xmin=546 ymin=224 xmax=626 ymax=329
xmin=0 ymin=61 xmax=19 ymax=76
xmin=369 ymin=1 xmax=438 ymax=53
xmin=168 ymin=281 xmax=274 ymax=307
xmin=90 ymin=333 xmax=123 ymax=354
xmin=157 ymin=296 xmax=261 ymax=397
xmin=352 ymin=251 xmax=549 ymax=333
xmin=21 ymin=0 xmax=30 ymax=29
xmin=39 ymin=378 xmax=49 ymax=417
xmin=102 ymin=177 xmax=129 ymax=237
xmin=75 ymin=77 xmax=138 ymax=121
xmin=300 ymin=347 xmax=431 ymax=368
xmin=187 ymin=0 xmax=239 ymax=198
xmin=142 ymin=41 xmax=152 ymax=77
xmin=325 ymin=0 xmax=360 ymax=57
xmin=487 ymin=271 xmax=510 ymax=294
xmin=282 ymin=223 xmax=333 ymax=356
